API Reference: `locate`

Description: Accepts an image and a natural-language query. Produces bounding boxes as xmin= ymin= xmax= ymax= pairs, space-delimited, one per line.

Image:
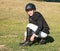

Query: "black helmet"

xmin=25 ymin=3 xmax=36 ymax=11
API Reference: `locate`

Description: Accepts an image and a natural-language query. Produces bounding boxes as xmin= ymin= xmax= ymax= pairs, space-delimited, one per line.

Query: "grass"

xmin=0 ymin=0 xmax=60 ymax=51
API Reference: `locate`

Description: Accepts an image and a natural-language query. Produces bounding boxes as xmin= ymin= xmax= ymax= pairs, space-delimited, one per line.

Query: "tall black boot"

xmin=39 ymin=38 xmax=47 ymax=44
xmin=20 ymin=28 xmax=32 ymax=46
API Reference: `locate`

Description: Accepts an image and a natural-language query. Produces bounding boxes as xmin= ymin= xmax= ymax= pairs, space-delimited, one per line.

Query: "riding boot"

xmin=39 ymin=38 xmax=47 ymax=44
xmin=20 ymin=28 xmax=32 ymax=46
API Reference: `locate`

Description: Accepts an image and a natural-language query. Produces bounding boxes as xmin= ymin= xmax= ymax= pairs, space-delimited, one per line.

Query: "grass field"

xmin=0 ymin=0 xmax=60 ymax=51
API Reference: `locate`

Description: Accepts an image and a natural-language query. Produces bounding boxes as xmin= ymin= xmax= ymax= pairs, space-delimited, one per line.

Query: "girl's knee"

xmin=39 ymin=32 xmax=48 ymax=38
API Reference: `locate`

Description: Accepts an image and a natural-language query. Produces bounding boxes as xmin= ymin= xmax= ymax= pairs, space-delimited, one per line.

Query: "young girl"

xmin=20 ymin=3 xmax=50 ymax=46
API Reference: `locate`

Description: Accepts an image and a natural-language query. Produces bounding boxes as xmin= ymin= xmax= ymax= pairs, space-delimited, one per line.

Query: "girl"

xmin=20 ymin=3 xmax=50 ymax=46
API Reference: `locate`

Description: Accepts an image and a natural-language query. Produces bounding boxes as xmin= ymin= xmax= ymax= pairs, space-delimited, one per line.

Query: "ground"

xmin=0 ymin=0 xmax=60 ymax=51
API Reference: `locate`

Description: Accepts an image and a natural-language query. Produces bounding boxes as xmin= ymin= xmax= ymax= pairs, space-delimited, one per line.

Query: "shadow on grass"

xmin=32 ymin=36 xmax=54 ymax=45
xmin=46 ymin=36 xmax=54 ymax=43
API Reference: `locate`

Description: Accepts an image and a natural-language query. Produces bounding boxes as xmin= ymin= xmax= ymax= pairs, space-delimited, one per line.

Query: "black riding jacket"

xmin=29 ymin=12 xmax=50 ymax=35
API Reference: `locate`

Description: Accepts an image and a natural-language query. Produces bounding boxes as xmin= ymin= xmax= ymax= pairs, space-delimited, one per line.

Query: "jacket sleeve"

xmin=42 ymin=18 xmax=50 ymax=34
xmin=35 ymin=14 xmax=43 ymax=35
xmin=35 ymin=13 xmax=50 ymax=34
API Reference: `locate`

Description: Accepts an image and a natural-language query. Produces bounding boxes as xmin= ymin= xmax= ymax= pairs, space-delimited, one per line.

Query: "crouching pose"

xmin=20 ymin=3 xmax=50 ymax=46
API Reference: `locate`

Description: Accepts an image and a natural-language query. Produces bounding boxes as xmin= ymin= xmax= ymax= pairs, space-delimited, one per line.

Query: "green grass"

xmin=0 ymin=0 xmax=60 ymax=51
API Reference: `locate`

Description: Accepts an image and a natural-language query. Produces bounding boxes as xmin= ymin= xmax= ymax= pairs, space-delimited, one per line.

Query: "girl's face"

xmin=27 ymin=10 xmax=34 ymax=16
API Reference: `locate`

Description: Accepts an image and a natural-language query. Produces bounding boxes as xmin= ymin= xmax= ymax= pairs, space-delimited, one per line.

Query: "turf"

xmin=0 ymin=0 xmax=60 ymax=51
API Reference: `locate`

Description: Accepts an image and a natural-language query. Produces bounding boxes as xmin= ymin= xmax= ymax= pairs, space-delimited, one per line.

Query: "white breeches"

xmin=24 ymin=31 xmax=48 ymax=38
xmin=27 ymin=23 xmax=38 ymax=32
xmin=24 ymin=23 xmax=48 ymax=38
